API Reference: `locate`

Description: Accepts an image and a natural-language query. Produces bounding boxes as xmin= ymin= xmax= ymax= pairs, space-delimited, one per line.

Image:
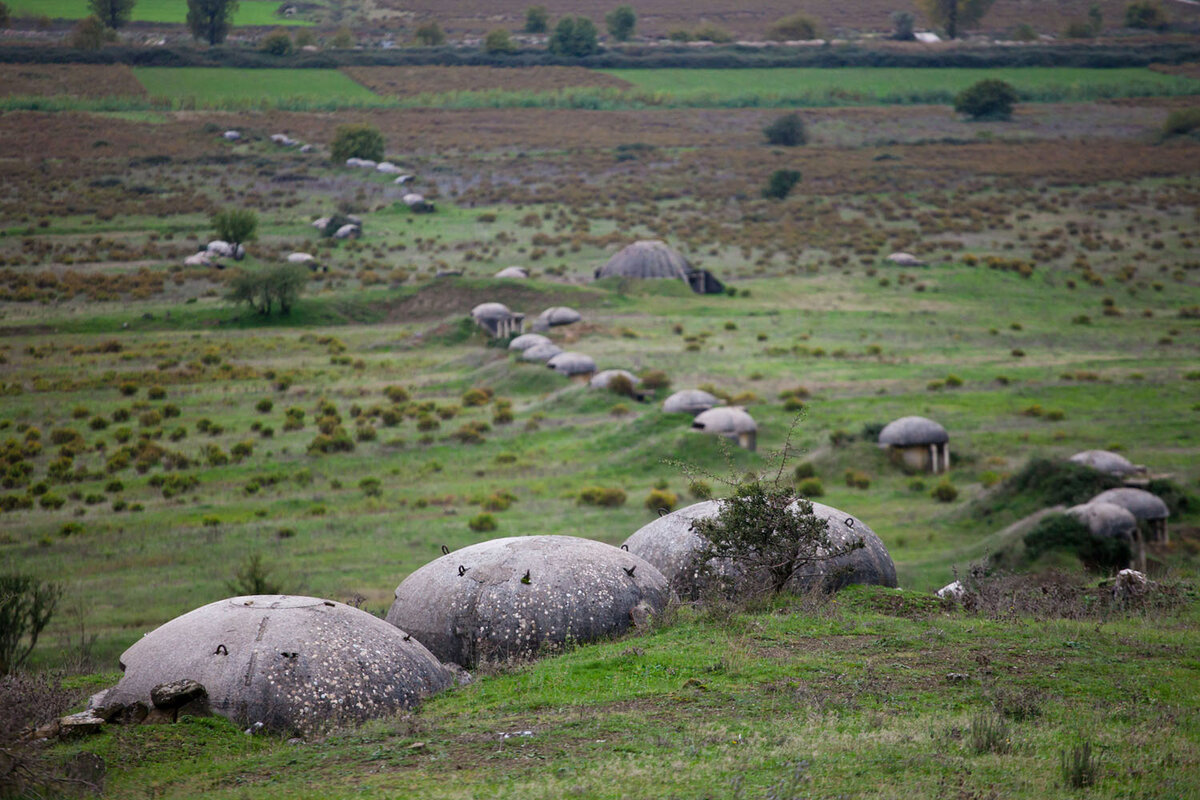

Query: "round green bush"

xmin=468 ymin=513 xmax=498 ymax=532
xmin=954 ymin=80 xmax=1019 ymax=121
xmin=330 ymin=123 xmax=385 ymax=164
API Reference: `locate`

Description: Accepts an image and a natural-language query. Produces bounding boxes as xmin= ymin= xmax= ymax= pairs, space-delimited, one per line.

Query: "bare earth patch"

xmin=0 ymin=64 xmax=147 ymax=98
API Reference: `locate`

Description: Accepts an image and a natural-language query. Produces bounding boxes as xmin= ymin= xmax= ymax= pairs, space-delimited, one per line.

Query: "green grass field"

xmin=10 ymin=0 xmax=311 ymax=26
xmin=133 ymin=67 xmax=382 ymax=105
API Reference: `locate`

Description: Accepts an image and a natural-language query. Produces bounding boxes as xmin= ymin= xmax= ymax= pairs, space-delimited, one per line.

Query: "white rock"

xmin=287 ymin=252 xmax=315 ymax=264
xmin=222 ymin=130 xmax=241 ymax=141
xmin=376 ymin=161 xmax=403 ymax=174
xmin=184 ymin=252 xmax=212 ymax=267
xmin=394 ymin=174 xmax=414 ymax=185
xmin=299 ymin=144 xmax=316 ymax=154
xmin=936 ymin=580 xmax=966 ymax=601
xmin=402 ymin=193 xmax=425 ymax=207
xmin=887 ymin=252 xmax=925 ymax=267
xmin=312 ymin=217 xmax=330 ymax=230
xmin=206 ymin=240 xmax=234 ymax=257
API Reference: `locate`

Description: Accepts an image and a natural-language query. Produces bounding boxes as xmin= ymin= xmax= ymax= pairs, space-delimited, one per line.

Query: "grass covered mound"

xmin=972 ymin=458 xmax=1120 ymax=523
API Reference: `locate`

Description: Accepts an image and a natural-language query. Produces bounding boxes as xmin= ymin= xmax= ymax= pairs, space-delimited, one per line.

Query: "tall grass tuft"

xmin=1060 ymin=739 xmax=1100 ymax=788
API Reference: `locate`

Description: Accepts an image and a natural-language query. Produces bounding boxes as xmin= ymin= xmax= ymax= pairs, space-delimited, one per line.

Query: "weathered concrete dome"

xmin=386 ymin=536 xmax=671 ymax=667
xmin=590 ymin=369 xmax=640 ymax=390
xmin=1090 ymin=488 xmax=1168 ymax=521
xmin=494 ymin=266 xmax=528 ymax=279
xmin=1069 ymin=450 xmax=1136 ymax=476
xmin=547 ymin=351 xmax=596 ymax=376
xmin=535 ymin=307 xmax=582 ymax=329
xmin=1066 ymin=502 xmax=1138 ymax=540
xmin=595 ymin=240 xmax=691 ymax=282
xmin=878 ymin=416 xmax=948 ymax=446
xmin=692 ymin=407 xmax=756 ymax=435
xmin=508 ymin=333 xmax=551 ymax=352
xmin=622 ymin=500 xmax=897 ymax=598
xmin=520 ymin=342 xmax=563 ymax=363
xmin=886 ymin=252 xmax=925 ymax=267
xmin=104 ymin=596 xmax=452 ymax=734
xmin=471 ymin=302 xmax=512 ymax=321
xmin=662 ymin=389 xmax=721 ymax=416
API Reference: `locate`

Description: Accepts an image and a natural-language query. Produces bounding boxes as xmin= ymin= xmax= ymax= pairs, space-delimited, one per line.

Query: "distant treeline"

xmin=3 ymin=42 xmax=1200 ymax=69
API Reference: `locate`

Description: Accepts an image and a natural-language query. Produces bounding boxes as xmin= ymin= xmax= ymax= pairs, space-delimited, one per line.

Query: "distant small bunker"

xmin=622 ymin=500 xmax=897 ymax=599
xmin=385 ymin=536 xmax=671 ymax=667
xmin=547 ymin=351 xmax=596 ymax=381
xmin=662 ymin=389 xmax=721 ymax=416
xmin=520 ymin=342 xmax=563 ymax=362
xmin=534 ymin=306 xmax=582 ymax=331
xmin=1066 ymin=502 xmax=1140 ymax=565
xmin=1069 ymin=449 xmax=1138 ymax=477
xmin=471 ymin=302 xmax=525 ymax=338
xmin=692 ymin=407 xmax=757 ymax=451
xmin=886 ymin=252 xmax=925 ymax=267
xmin=878 ymin=416 xmax=949 ymax=474
xmin=104 ymin=596 xmax=452 ymax=734
xmin=508 ymin=333 xmax=551 ymax=352
xmin=494 ymin=266 xmax=528 ymax=279
xmin=594 ymin=240 xmax=724 ymax=295
xmin=590 ymin=369 xmax=640 ymax=392
xmin=1090 ymin=487 xmax=1170 ymax=543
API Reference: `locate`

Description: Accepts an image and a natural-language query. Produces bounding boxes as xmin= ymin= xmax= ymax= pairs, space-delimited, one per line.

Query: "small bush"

xmin=461 ymin=387 xmax=492 ymax=407
xmin=689 ymin=479 xmax=712 ymax=499
xmin=468 ymin=513 xmax=497 ymax=532
xmin=484 ymin=28 xmax=517 ymax=53
xmin=331 ymin=123 xmax=385 ymax=164
xmin=644 ymin=488 xmax=678 ymax=513
xmin=931 ymin=480 xmax=958 ymax=502
xmin=763 ymin=112 xmax=807 ymax=147
xmin=793 ymin=462 xmax=815 ymax=480
xmin=260 ymin=28 xmax=293 ymax=55
xmin=359 ymin=477 xmax=382 ymax=497
xmin=969 ymin=711 xmax=1012 ymax=754
xmin=415 ymin=20 xmax=446 ymax=46
xmin=383 ymin=385 xmax=410 ymax=403
xmin=578 ymin=486 xmax=627 ymax=507
xmin=763 ymin=169 xmax=802 ymax=200
xmin=607 ymin=374 xmax=635 ymax=397
xmin=766 ymin=12 xmax=820 ymax=40
xmin=796 ymin=477 xmax=824 ymax=497
xmin=639 ymin=370 xmax=670 ymax=390
xmin=844 ymin=470 xmax=871 ymax=489
xmin=70 ymin=15 xmax=112 ymax=50
xmin=693 ymin=23 xmax=732 ymax=42
xmin=256 ymin=399 xmax=274 ymax=413
xmin=1061 ymin=740 xmax=1100 ymax=789
xmin=955 ymin=80 xmax=1019 ymax=121
xmin=606 ymin=5 xmax=637 ymax=41
xmin=548 ymin=16 xmax=599 ymax=56
xmin=891 ymin=10 xmax=915 ymax=40
xmin=1125 ymin=0 xmax=1168 ymax=29
xmin=524 ymin=5 xmax=549 ymax=33
xmin=1163 ymin=108 xmax=1200 ymax=137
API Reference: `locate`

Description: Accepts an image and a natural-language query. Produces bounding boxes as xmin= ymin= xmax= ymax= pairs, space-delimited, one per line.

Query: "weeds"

xmin=1060 ymin=739 xmax=1100 ymax=788
xmin=968 ymin=710 xmax=1012 ymax=754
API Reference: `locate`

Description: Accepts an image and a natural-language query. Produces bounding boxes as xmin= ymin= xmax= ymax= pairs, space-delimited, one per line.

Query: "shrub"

xmin=0 ymin=2 xmax=10 ymax=29
xmin=70 ymin=16 xmax=112 ymax=50
xmin=844 ymin=470 xmax=871 ymax=489
xmin=461 ymin=387 xmax=492 ymax=407
xmin=256 ymin=399 xmax=274 ymax=413
xmin=331 ymin=123 xmax=385 ymax=164
xmin=763 ymin=113 xmax=807 ymax=147
xmin=954 ymin=80 xmax=1019 ymax=121
xmin=796 ymin=477 xmax=824 ymax=497
xmin=524 ymin=5 xmax=549 ymax=33
xmin=1061 ymin=740 xmax=1100 ymax=789
xmin=644 ymin=488 xmax=677 ymax=512
xmin=384 ymin=385 xmax=410 ymax=403
xmin=260 ymin=28 xmax=293 ymax=55
xmin=414 ymin=20 xmax=446 ymax=46
xmin=549 ymin=16 xmax=599 ymax=57
xmin=1163 ymin=108 xmax=1200 ymax=137
xmin=1011 ymin=22 xmax=1037 ymax=40
xmin=763 ymin=169 xmax=802 ymax=200
xmin=226 ymin=264 xmax=307 ymax=316
xmin=1124 ymin=0 xmax=1168 ymax=29
xmin=606 ymin=5 xmax=637 ymax=41
xmin=607 ymin=374 xmax=635 ymax=397
xmin=226 ymin=552 xmax=282 ymax=596
xmin=212 ymin=208 xmax=257 ymax=247
xmin=639 ymin=370 xmax=670 ymax=391
xmin=0 ymin=574 xmax=61 ymax=674
xmin=692 ymin=23 xmax=732 ymax=42
xmin=482 ymin=492 xmax=514 ymax=512
xmin=331 ymin=26 xmax=353 ymax=48
xmin=766 ymin=12 xmax=820 ymax=40
xmin=359 ymin=477 xmax=382 ymax=497
xmin=119 ymin=382 xmax=138 ymax=396
xmin=578 ymin=486 xmax=627 ymax=507
xmin=1024 ymin=512 xmax=1130 ymax=573
xmin=147 ymin=386 xmax=166 ymax=400
xmin=484 ymin=28 xmax=517 ymax=53
xmin=969 ymin=711 xmax=1012 ymax=754
xmin=1062 ymin=19 xmax=1095 ymax=38
xmin=931 ymin=480 xmax=958 ymax=502
xmin=468 ymin=513 xmax=497 ymax=532
xmin=230 ymin=440 xmax=254 ymax=460
xmin=891 ymin=10 xmax=916 ymax=40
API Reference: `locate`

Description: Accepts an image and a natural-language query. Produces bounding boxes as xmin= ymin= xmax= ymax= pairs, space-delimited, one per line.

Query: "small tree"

xmin=1124 ymin=0 xmax=1168 ymax=29
xmin=484 ymin=28 xmax=517 ymax=53
xmin=524 ymin=5 xmax=549 ymax=33
xmin=0 ymin=2 xmax=10 ymax=29
xmin=211 ymin=208 xmax=257 ymax=247
xmin=89 ymin=0 xmax=136 ymax=29
xmin=70 ymin=16 xmax=111 ymax=49
xmin=294 ymin=28 xmax=316 ymax=48
xmin=763 ymin=112 xmax=807 ymax=146
xmin=605 ymin=5 xmax=636 ymax=41
xmin=226 ymin=552 xmax=282 ymax=595
xmin=227 ymin=264 xmax=307 ymax=316
xmin=766 ymin=12 xmax=820 ymax=41
xmin=260 ymin=28 xmax=293 ymax=55
xmin=0 ymin=575 xmax=61 ymax=675
xmin=891 ymin=10 xmax=916 ymax=40
xmin=1087 ymin=4 xmax=1103 ymax=33
xmin=331 ymin=122 xmax=384 ymax=162
xmin=763 ymin=169 xmax=802 ymax=200
xmin=415 ymin=20 xmax=445 ymax=46
xmin=331 ymin=26 xmax=354 ymax=48
xmin=954 ymin=79 xmax=1018 ymax=120
xmin=548 ymin=16 xmax=599 ymax=57
xmin=187 ymin=0 xmax=238 ymax=46
xmin=915 ymin=0 xmax=995 ymax=39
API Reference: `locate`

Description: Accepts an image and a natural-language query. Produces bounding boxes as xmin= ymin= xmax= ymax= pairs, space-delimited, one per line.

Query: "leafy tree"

xmin=211 ymin=208 xmax=258 ymax=247
xmin=0 ymin=2 xmax=9 ymax=29
xmin=548 ymin=16 xmax=599 ymax=57
xmin=484 ymin=28 xmax=517 ymax=53
xmin=763 ymin=169 xmax=802 ymax=200
xmin=69 ymin=15 xmax=110 ymax=49
xmin=891 ymin=10 xmax=916 ymax=40
xmin=524 ymin=5 xmax=549 ymax=33
xmin=187 ymin=0 xmax=238 ymax=45
xmin=331 ymin=26 xmax=353 ymax=48
xmin=260 ymin=28 xmax=293 ymax=55
xmin=330 ymin=123 xmax=384 ymax=163
xmin=414 ymin=20 xmax=445 ymax=46
xmin=763 ymin=112 xmax=807 ymax=146
xmin=1023 ymin=513 xmax=1130 ymax=574
xmin=294 ymin=27 xmax=316 ymax=48
xmin=1124 ymin=0 xmax=1168 ymax=29
xmin=954 ymin=79 xmax=1018 ymax=120
xmin=605 ymin=5 xmax=636 ymax=41
xmin=0 ymin=574 xmax=61 ymax=675
xmin=89 ymin=0 xmax=135 ymax=29
xmin=766 ymin=12 xmax=820 ymax=41
xmin=1088 ymin=4 xmax=1103 ymax=33
xmin=915 ymin=0 xmax=995 ymax=39
xmin=226 ymin=264 xmax=308 ymax=316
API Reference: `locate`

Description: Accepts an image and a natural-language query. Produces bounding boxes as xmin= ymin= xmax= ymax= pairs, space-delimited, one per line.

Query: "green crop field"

xmin=133 ymin=67 xmax=383 ymax=105
xmin=9 ymin=0 xmax=311 ymax=25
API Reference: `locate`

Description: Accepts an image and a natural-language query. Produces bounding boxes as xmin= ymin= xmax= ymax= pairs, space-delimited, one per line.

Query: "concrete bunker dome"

xmin=386 ymin=536 xmax=671 ymax=668
xmin=520 ymin=342 xmax=563 ymax=362
xmin=103 ymin=595 xmax=452 ymax=734
xmin=1066 ymin=501 xmax=1139 ymax=540
xmin=594 ymin=240 xmax=725 ymax=295
xmin=1069 ymin=449 xmax=1137 ymax=476
xmin=494 ymin=266 xmax=528 ymax=279
xmin=878 ymin=415 xmax=950 ymax=474
xmin=534 ymin=306 xmax=582 ymax=330
xmin=508 ymin=333 xmax=552 ymax=352
xmin=622 ymin=500 xmax=897 ymax=599
xmin=471 ymin=302 xmax=524 ymax=338
xmin=662 ymin=389 xmax=721 ymax=416
xmin=1090 ymin=487 xmax=1170 ymax=543
xmin=546 ymin=351 xmax=596 ymax=380
xmin=590 ymin=369 xmax=640 ymax=390
xmin=692 ymin=406 xmax=757 ymax=451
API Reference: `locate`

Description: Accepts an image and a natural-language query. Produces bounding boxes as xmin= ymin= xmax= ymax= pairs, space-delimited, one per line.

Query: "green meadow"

xmin=9 ymin=0 xmax=311 ymax=25
xmin=133 ymin=67 xmax=382 ymax=105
